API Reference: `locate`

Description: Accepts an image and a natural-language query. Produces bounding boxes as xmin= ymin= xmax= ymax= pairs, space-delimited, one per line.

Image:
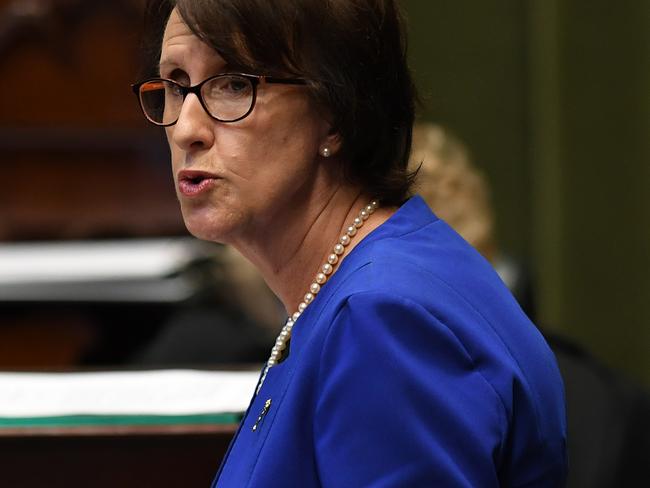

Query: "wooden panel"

xmin=0 ymin=130 xmax=183 ymax=240
xmin=0 ymin=425 xmax=236 ymax=488
xmin=0 ymin=0 xmax=184 ymax=241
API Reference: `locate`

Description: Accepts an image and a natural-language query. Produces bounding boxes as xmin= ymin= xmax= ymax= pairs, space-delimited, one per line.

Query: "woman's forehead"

xmin=160 ymin=9 xmax=224 ymax=71
xmin=161 ymin=9 xmax=193 ymax=53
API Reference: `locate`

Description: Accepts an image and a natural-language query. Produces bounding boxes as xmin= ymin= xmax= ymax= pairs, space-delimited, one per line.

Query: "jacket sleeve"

xmin=313 ymin=291 xmax=506 ymax=487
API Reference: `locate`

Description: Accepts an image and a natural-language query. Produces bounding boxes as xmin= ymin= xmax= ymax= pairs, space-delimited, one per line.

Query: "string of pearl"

xmin=256 ymin=200 xmax=379 ymax=395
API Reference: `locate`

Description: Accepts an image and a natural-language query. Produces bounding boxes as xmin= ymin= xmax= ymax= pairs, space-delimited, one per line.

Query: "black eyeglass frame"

xmin=131 ymin=73 xmax=308 ymax=127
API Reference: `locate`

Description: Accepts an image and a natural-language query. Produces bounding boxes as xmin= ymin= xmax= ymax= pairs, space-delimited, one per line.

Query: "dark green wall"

xmin=557 ymin=1 xmax=650 ymax=383
xmin=403 ymin=0 xmax=650 ymax=385
xmin=403 ymin=0 xmax=531 ymax=261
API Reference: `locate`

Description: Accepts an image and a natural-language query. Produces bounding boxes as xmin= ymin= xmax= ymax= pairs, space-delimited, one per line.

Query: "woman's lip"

xmin=177 ymin=170 xmax=219 ymax=197
xmin=178 ymin=177 xmax=217 ymax=197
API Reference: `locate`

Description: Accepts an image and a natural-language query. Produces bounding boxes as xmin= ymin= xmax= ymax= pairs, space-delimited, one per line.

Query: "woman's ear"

xmin=318 ymin=129 xmax=343 ymax=158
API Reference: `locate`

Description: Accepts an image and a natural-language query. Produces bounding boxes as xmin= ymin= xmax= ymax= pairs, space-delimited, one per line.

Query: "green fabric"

xmin=0 ymin=412 xmax=241 ymax=428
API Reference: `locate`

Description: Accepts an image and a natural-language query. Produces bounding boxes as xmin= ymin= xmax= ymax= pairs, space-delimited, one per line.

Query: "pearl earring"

xmin=321 ymin=147 xmax=331 ymax=158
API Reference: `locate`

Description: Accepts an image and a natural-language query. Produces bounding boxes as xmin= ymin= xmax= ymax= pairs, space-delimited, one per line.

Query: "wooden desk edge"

xmin=0 ymin=422 xmax=239 ymax=438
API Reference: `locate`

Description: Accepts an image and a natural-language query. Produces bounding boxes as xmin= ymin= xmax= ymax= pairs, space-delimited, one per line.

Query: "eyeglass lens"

xmin=138 ymin=75 xmax=255 ymax=125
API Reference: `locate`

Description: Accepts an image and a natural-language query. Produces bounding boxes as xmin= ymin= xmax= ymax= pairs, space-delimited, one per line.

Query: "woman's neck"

xmin=231 ymin=186 xmax=395 ymax=315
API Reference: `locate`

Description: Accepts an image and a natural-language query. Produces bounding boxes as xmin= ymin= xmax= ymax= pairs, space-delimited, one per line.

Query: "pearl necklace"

xmin=256 ymin=200 xmax=379 ymax=394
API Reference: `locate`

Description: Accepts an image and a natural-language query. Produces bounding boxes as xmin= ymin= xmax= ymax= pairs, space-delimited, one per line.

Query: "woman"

xmin=133 ymin=0 xmax=567 ymax=486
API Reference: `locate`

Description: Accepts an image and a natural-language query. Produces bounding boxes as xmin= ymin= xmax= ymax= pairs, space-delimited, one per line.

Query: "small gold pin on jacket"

xmin=252 ymin=398 xmax=272 ymax=432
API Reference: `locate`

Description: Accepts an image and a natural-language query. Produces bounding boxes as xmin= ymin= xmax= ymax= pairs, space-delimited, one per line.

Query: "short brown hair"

xmin=141 ymin=0 xmax=417 ymax=205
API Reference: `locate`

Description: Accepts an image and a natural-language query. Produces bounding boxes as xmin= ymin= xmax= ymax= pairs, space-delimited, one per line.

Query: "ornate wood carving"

xmin=0 ymin=0 xmax=145 ymax=57
xmin=0 ymin=0 xmax=184 ymax=241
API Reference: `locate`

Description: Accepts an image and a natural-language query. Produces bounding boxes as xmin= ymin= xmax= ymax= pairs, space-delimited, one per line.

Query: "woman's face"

xmin=161 ymin=9 xmax=333 ymax=244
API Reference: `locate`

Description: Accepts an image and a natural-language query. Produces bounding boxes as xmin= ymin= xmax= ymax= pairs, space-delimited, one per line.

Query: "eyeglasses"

xmin=131 ymin=73 xmax=307 ymax=127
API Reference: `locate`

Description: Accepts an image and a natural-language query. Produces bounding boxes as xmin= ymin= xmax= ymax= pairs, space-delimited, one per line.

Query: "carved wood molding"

xmin=0 ymin=126 xmax=166 ymax=160
xmin=0 ymin=0 xmax=145 ymax=57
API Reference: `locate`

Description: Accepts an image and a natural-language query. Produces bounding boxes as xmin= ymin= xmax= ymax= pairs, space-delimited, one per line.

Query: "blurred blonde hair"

xmin=409 ymin=123 xmax=496 ymax=261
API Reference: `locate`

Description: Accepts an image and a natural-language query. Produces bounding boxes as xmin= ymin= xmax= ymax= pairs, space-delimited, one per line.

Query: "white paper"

xmin=0 ymin=238 xmax=219 ymax=302
xmin=0 ymin=369 xmax=259 ymax=418
xmin=0 ymin=238 xmax=209 ymax=284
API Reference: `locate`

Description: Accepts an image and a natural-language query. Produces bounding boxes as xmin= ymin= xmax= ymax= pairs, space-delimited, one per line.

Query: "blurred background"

xmin=0 ymin=0 xmax=648 ymax=387
xmin=404 ymin=0 xmax=650 ymax=389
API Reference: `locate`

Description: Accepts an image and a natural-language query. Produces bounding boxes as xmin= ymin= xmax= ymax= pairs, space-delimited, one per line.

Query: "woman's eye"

xmin=209 ymin=77 xmax=251 ymax=98
xmin=169 ymin=84 xmax=184 ymax=97
xmin=162 ymin=82 xmax=184 ymax=99
xmin=227 ymin=79 xmax=249 ymax=93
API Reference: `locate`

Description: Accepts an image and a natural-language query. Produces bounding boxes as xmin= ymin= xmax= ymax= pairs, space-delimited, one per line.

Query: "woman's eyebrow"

xmin=219 ymin=63 xmax=236 ymax=73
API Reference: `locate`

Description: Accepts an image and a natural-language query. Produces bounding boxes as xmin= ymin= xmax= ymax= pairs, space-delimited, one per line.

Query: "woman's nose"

xmin=169 ymin=94 xmax=215 ymax=152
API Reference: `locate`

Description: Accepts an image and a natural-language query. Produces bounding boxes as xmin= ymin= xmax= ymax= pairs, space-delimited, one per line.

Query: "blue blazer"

xmin=214 ymin=196 xmax=567 ymax=487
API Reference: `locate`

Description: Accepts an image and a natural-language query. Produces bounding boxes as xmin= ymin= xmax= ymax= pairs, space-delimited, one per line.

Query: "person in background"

xmin=410 ymin=123 xmax=534 ymax=314
xmin=131 ymin=244 xmax=283 ymax=366
xmin=132 ymin=0 xmax=567 ymax=485
xmin=411 ymin=122 xmax=650 ymax=488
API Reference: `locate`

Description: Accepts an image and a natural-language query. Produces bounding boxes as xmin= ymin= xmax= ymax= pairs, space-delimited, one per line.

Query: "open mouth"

xmin=178 ymin=171 xmax=218 ymax=197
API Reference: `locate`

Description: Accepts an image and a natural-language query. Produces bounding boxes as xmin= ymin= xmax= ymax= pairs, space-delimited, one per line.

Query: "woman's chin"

xmin=182 ymin=211 xmax=238 ymax=244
